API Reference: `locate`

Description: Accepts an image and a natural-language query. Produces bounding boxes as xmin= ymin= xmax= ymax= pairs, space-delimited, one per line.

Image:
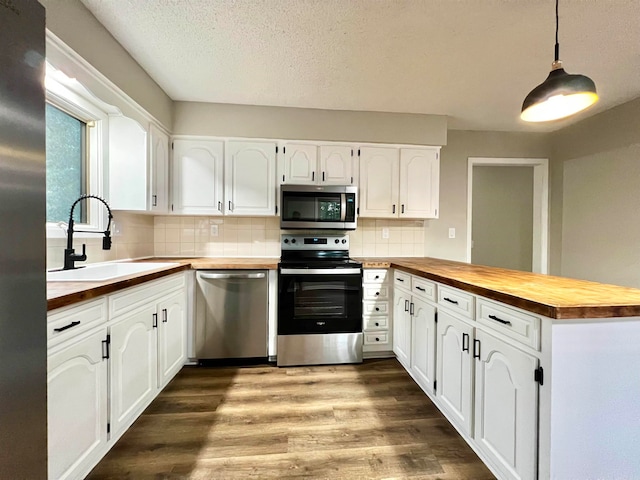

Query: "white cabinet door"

xmin=149 ymin=124 xmax=169 ymax=213
xmin=48 ymin=327 xmax=108 ymax=480
xmin=392 ymin=287 xmax=411 ymax=369
xmin=474 ymin=329 xmax=538 ymax=480
xmin=359 ymin=146 xmax=400 ymax=218
xmin=172 ymin=139 xmax=224 ymax=215
xmin=157 ymin=289 xmax=187 ymax=389
xmin=399 ymin=148 xmax=440 ymax=218
xmin=109 ymin=115 xmax=148 ymax=211
xmin=225 ymin=140 xmax=277 ymax=216
xmin=319 ymin=145 xmax=355 ymax=185
xmin=110 ymin=305 xmax=158 ymax=438
xmin=282 ymin=143 xmax=317 ymax=185
xmin=410 ymin=297 xmax=437 ymax=395
xmin=436 ymin=309 xmax=474 ymax=436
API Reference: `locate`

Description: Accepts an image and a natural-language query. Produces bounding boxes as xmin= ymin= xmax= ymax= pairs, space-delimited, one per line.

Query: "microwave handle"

xmin=340 ymin=193 xmax=346 ymax=222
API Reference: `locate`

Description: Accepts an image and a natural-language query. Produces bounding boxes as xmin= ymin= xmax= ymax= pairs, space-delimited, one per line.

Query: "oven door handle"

xmin=340 ymin=193 xmax=347 ymax=222
xmin=199 ymin=272 xmax=266 ymax=280
xmin=280 ymin=268 xmax=361 ymax=275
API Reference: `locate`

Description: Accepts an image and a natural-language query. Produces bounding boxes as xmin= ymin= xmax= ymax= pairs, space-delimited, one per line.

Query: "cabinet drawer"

xmin=47 ymin=297 xmax=108 ymax=348
xmin=109 ymin=273 xmax=185 ymax=319
xmin=477 ymin=299 xmax=541 ymax=350
xmin=394 ymin=270 xmax=411 ymax=290
xmin=364 ymin=332 xmax=389 ymax=346
xmin=411 ymin=277 xmax=436 ymax=302
xmin=363 ymin=300 xmax=389 ymax=316
xmin=363 ymin=285 xmax=390 ymax=300
xmin=364 ymin=316 xmax=389 ymax=330
xmin=437 ymin=285 xmax=475 ymax=319
xmin=363 ymin=269 xmax=389 ymax=284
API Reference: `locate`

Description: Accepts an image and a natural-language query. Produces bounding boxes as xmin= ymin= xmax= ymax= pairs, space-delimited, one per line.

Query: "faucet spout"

xmin=63 ymin=195 xmax=114 ymax=270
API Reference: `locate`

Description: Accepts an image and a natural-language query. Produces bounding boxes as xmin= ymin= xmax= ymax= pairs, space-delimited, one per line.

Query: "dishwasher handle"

xmin=199 ymin=272 xmax=266 ymax=280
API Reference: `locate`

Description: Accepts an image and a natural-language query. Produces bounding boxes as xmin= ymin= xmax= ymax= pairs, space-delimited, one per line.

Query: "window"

xmin=45 ymin=62 xmax=110 ymax=236
xmin=46 ymin=103 xmax=87 ymax=223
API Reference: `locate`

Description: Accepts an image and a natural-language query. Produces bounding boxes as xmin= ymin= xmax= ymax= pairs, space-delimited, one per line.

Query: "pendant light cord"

xmin=554 ymin=0 xmax=560 ymax=61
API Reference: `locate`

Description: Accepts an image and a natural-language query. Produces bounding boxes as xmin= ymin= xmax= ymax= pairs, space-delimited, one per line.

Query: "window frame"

xmin=45 ymin=63 xmax=109 ymax=239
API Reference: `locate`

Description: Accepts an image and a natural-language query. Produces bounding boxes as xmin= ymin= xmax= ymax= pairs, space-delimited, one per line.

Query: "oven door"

xmin=278 ymin=268 xmax=362 ymax=335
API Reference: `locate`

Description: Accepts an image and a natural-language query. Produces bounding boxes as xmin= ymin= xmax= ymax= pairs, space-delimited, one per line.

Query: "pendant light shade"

xmin=520 ymin=0 xmax=598 ymax=122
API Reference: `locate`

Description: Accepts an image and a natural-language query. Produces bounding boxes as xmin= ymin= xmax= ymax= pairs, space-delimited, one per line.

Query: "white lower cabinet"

xmin=409 ymin=297 xmax=437 ymax=396
xmin=436 ymin=308 xmax=474 ymax=436
xmin=47 ymin=327 xmax=108 ymax=480
xmin=473 ymin=329 xmax=538 ymax=480
xmin=47 ymin=272 xmax=187 ymax=480
xmin=392 ymin=286 xmax=411 ymax=369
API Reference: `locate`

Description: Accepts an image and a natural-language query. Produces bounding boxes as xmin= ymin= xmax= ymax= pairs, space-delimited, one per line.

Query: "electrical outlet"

xmin=382 ymin=228 xmax=389 ymax=239
xmin=210 ymin=225 xmax=219 ymax=237
xmin=448 ymin=227 xmax=456 ymax=239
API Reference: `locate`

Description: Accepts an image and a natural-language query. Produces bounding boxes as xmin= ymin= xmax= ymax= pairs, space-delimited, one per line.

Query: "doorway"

xmin=467 ymin=157 xmax=549 ymax=274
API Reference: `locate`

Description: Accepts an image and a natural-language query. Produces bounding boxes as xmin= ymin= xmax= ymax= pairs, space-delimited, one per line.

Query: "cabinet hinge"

xmin=433 ymin=380 xmax=437 ymax=393
xmin=534 ymin=366 xmax=544 ymax=386
xmin=107 ymin=422 xmax=111 ymax=434
xmin=101 ymin=334 xmax=110 ymax=360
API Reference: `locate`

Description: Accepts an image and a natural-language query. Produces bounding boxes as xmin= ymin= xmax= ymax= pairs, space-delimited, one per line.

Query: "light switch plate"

xmin=382 ymin=228 xmax=389 ymax=239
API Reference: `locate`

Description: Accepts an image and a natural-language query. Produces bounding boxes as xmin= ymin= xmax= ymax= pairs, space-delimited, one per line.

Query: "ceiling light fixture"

xmin=520 ymin=0 xmax=598 ymax=122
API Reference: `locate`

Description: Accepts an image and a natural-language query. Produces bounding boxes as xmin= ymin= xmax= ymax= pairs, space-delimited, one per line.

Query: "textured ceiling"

xmin=80 ymin=0 xmax=640 ymax=132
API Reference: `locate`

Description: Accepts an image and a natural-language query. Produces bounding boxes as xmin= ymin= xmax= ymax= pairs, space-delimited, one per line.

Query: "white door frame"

xmin=467 ymin=157 xmax=549 ymax=274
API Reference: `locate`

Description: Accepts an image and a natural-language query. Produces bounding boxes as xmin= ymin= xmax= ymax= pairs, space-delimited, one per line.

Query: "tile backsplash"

xmin=47 ymin=214 xmax=426 ymax=268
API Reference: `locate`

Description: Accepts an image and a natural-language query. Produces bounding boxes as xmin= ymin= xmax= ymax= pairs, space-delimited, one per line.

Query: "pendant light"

xmin=520 ymin=0 xmax=598 ymax=122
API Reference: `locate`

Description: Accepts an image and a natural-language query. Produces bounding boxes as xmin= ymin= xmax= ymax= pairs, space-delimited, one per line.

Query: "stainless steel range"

xmin=277 ymin=234 xmax=363 ymax=366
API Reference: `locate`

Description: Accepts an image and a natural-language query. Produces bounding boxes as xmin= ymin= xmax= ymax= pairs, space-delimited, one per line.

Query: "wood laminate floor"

xmin=87 ymin=359 xmax=495 ymax=480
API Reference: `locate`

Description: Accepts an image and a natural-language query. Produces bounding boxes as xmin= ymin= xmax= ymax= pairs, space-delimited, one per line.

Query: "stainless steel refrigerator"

xmin=0 ymin=0 xmax=47 ymax=477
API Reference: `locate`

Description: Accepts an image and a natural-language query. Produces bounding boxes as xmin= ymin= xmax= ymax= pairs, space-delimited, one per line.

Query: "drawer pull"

xmin=462 ymin=333 xmax=469 ymax=352
xmin=375 ymin=291 xmax=380 ymax=296
xmin=443 ymin=297 xmax=459 ymax=305
xmin=375 ymin=337 xmax=380 ymax=342
xmin=375 ymin=322 xmax=379 ymax=327
xmin=488 ymin=314 xmax=512 ymax=326
xmin=396 ymin=277 xmax=405 ymax=282
xmin=53 ymin=321 xmax=80 ymax=332
xmin=415 ymin=286 xmax=426 ymax=292
xmin=374 ymin=275 xmax=380 ymax=279
xmin=375 ymin=307 xmax=380 ymax=312
xmin=473 ymin=339 xmax=481 ymax=359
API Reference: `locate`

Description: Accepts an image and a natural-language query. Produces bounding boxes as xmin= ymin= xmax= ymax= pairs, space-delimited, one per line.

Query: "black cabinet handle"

xmin=392 ymin=204 xmax=396 ymax=214
xmin=312 ymin=171 xmax=315 ymax=181
xmin=375 ymin=307 xmax=380 ymax=312
xmin=54 ymin=321 xmax=80 ymax=332
xmin=396 ymin=278 xmax=404 ymax=282
xmin=375 ymin=337 xmax=380 ymax=342
xmin=401 ymin=204 xmax=405 ymax=214
xmin=415 ymin=286 xmax=426 ymax=292
xmin=153 ymin=313 xmax=158 ymax=328
xmin=162 ymin=308 xmax=168 ymax=323
xmin=374 ymin=275 xmax=380 ymax=279
xmin=228 ymin=201 xmax=232 ymax=211
xmin=488 ymin=314 xmax=512 ymax=326
xmin=473 ymin=339 xmax=481 ymax=359
xmin=462 ymin=333 xmax=469 ymax=352
xmin=410 ymin=302 xmax=414 ymax=315
xmin=443 ymin=297 xmax=459 ymax=305
xmin=152 ymin=195 xmax=157 ymax=206
xmin=217 ymin=201 xmax=222 ymax=212
xmin=375 ymin=322 xmax=379 ymax=327
xmin=322 ymin=171 xmax=325 ymax=182
xmin=404 ymin=299 xmax=409 ymax=312
xmin=375 ymin=291 xmax=380 ymax=296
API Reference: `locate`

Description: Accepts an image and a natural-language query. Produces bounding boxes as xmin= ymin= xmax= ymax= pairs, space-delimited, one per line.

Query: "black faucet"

xmin=63 ymin=195 xmax=114 ymax=270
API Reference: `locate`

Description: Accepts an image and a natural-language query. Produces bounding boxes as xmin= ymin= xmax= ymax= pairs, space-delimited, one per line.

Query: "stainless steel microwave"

xmin=280 ymin=185 xmax=358 ymax=230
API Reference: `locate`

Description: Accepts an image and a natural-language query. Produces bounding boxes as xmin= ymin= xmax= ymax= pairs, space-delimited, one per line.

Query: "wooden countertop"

xmin=47 ymin=257 xmax=279 ymax=311
xmin=357 ymin=257 xmax=640 ymax=319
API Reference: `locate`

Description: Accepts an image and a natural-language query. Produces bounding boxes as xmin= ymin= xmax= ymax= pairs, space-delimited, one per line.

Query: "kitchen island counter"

xmin=356 ymin=256 xmax=640 ymax=319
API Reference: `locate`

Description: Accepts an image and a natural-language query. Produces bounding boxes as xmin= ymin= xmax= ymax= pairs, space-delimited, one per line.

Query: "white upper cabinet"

xmin=108 ymin=115 xmax=147 ymax=211
xmin=281 ymin=143 xmax=318 ymax=185
xmin=359 ymin=146 xmax=400 ymax=218
xmin=281 ymin=143 xmax=355 ymax=185
xmin=172 ymin=139 xmax=224 ymax=215
xmin=359 ymin=146 xmax=440 ymax=219
xmin=225 ymin=140 xmax=277 ymax=216
xmin=319 ymin=145 xmax=355 ymax=185
xmin=149 ymin=124 xmax=169 ymax=213
xmin=399 ymin=148 xmax=439 ymax=218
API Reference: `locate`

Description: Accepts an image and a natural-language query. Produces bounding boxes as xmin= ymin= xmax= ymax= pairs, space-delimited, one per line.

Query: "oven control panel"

xmin=281 ymin=234 xmax=349 ymax=250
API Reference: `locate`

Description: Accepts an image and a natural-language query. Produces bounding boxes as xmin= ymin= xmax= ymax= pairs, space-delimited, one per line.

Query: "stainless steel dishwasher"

xmin=195 ymin=270 xmax=268 ymax=360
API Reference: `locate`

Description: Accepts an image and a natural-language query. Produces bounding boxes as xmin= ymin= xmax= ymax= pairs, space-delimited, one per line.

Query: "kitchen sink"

xmin=47 ymin=262 xmax=180 ymax=282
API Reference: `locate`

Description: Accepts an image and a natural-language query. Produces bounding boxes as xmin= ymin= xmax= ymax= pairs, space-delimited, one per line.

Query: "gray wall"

xmin=551 ymin=97 xmax=640 ymax=287
xmin=174 ymin=101 xmax=448 ymax=146
xmin=426 ymin=130 xmax=551 ymax=263
xmin=42 ymin=0 xmax=173 ymax=128
xmin=472 ymin=166 xmax=534 ymax=271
